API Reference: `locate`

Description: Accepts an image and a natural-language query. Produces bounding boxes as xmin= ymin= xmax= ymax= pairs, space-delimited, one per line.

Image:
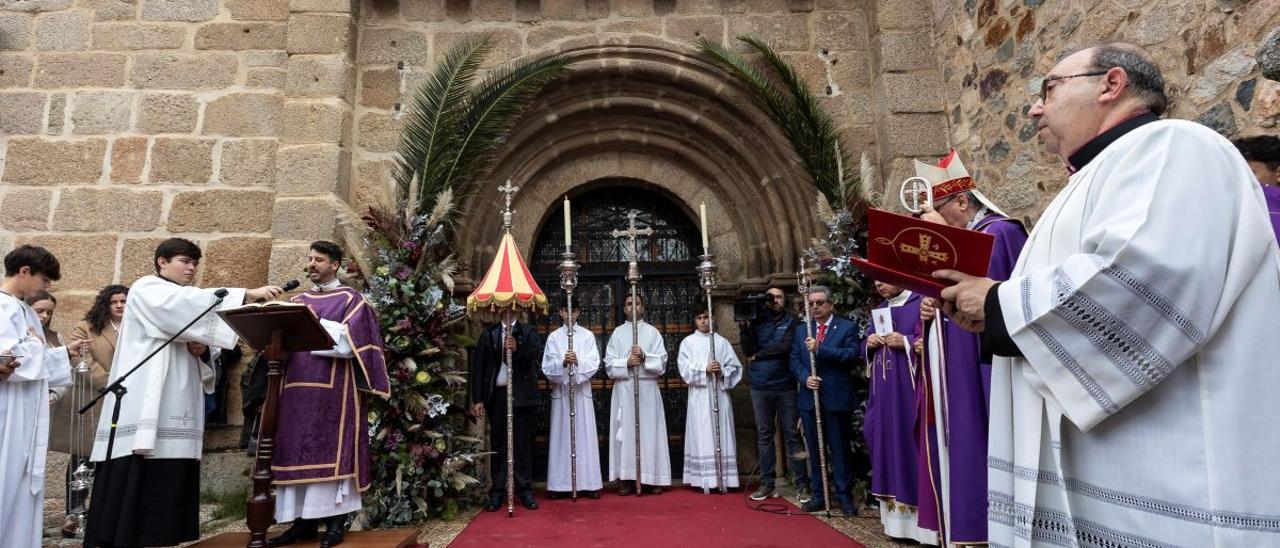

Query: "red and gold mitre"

xmin=911 ymin=148 xmax=1007 ymax=217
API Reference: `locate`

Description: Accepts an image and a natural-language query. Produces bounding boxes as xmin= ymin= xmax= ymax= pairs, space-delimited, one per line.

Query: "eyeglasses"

xmin=808 ymin=299 xmax=829 ymax=306
xmin=1036 ymin=71 xmax=1108 ymax=102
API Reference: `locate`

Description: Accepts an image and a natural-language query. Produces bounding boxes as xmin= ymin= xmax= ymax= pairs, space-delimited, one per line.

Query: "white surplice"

xmin=989 ymin=120 xmax=1280 ymax=546
xmin=677 ymin=330 xmax=742 ymax=490
xmin=541 ymin=323 xmax=603 ymax=492
xmin=90 ymin=275 xmax=244 ymax=462
xmin=605 ymin=319 xmax=670 ymax=485
xmin=0 ymin=293 xmax=71 ymax=548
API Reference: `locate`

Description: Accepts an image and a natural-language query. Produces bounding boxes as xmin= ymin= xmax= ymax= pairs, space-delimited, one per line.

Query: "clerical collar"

xmin=965 ymin=207 xmax=990 ymax=230
xmin=312 ymin=278 xmax=342 ymax=292
xmin=1067 ymin=111 xmax=1159 ymax=173
xmin=887 ymin=290 xmax=913 ymax=306
xmin=156 ymin=274 xmax=181 ymax=285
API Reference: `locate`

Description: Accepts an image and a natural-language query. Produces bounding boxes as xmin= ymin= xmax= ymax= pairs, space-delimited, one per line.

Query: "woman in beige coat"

xmin=50 ymin=284 xmax=127 ymax=537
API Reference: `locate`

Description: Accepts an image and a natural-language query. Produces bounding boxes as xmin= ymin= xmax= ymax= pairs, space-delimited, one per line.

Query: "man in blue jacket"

xmin=790 ymin=284 xmax=860 ymax=516
xmin=739 ymin=287 xmax=810 ymax=502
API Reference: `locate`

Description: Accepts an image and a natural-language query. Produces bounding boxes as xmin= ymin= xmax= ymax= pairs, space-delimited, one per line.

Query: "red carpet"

xmin=450 ymin=488 xmax=863 ymax=547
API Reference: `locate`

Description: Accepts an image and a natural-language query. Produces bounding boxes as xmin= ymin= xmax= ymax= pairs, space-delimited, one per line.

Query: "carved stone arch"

xmin=457 ymin=37 xmax=822 ymax=290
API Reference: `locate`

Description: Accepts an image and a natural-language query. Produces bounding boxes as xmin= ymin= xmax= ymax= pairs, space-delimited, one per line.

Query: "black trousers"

xmin=799 ymin=408 xmax=856 ymax=508
xmin=487 ymin=388 xmax=536 ymax=499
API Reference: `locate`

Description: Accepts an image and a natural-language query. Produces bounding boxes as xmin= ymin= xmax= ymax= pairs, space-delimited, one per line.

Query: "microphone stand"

xmin=78 ymin=288 xmax=231 ymax=507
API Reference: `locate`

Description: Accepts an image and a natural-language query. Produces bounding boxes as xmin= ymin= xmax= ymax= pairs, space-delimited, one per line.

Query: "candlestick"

xmin=699 ymin=202 xmax=708 ymax=254
xmin=563 ymin=196 xmax=571 ymax=252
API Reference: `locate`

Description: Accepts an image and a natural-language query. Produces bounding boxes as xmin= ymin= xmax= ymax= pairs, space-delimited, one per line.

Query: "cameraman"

xmin=739 ymin=287 xmax=810 ymax=502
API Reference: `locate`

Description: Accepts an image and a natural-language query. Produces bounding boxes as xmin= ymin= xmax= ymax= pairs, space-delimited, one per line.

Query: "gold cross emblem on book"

xmin=899 ymin=233 xmax=950 ymax=265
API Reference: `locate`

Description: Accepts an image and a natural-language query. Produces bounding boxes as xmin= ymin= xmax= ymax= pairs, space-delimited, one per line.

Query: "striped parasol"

xmin=466 ymin=231 xmax=547 ymax=315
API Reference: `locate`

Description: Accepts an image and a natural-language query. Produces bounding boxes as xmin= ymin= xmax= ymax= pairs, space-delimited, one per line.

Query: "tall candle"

xmin=699 ymin=202 xmax=709 ymax=254
xmin=563 ymin=196 xmax=571 ymax=252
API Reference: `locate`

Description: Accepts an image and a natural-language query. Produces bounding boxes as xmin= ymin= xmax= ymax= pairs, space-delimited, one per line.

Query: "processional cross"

xmin=498 ymin=179 xmax=519 ymax=232
xmin=610 ymin=211 xmax=654 ymax=263
xmin=610 ymin=210 xmax=653 ymax=495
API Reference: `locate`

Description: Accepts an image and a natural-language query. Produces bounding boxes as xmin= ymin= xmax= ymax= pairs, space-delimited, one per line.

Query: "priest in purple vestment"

xmin=1231 ymin=135 xmax=1280 ymax=244
xmin=914 ymin=149 xmax=1028 ymax=545
xmin=862 ymin=282 xmax=936 ymax=544
xmin=268 ymin=241 xmax=390 ymax=548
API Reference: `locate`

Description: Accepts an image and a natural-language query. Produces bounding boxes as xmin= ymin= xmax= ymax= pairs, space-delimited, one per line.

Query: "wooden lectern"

xmin=218 ymin=304 xmax=334 ymax=548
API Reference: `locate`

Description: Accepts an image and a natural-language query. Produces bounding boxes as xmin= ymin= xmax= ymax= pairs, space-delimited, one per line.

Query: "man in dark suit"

xmin=789 ymin=284 xmax=861 ymax=516
xmin=469 ymin=310 xmax=544 ymax=512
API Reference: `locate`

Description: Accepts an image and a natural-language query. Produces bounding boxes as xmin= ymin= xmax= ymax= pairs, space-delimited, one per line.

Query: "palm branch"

xmin=394 ymin=37 xmax=487 ymax=212
xmin=393 ymin=36 xmax=570 ymax=218
xmin=699 ymin=37 xmax=863 ymax=211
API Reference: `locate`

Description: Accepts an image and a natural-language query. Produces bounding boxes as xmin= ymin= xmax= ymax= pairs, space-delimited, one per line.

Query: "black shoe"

xmin=547 ymin=491 xmax=566 ymax=500
xmin=585 ymin=490 xmax=601 ymax=500
xmin=484 ymin=497 xmax=502 ymax=512
xmin=519 ymin=493 xmax=539 ymax=510
xmin=642 ymin=485 xmax=663 ymax=495
xmin=267 ymin=519 xmax=318 ymax=546
xmin=319 ymin=515 xmax=346 ymax=548
xmin=840 ymin=504 xmax=858 ymax=517
xmin=616 ymin=484 xmax=634 ymax=496
xmin=800 ymin=499 xmax=828 ymax=513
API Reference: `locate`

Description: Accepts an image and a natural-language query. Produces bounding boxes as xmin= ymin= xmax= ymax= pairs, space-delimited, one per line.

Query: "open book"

xmin=216 ymin=302 xmax=334 ymax=352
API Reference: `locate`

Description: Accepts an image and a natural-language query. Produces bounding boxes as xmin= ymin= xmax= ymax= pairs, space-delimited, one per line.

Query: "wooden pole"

xmin=246 ymin=329 xmax=284 ymax=547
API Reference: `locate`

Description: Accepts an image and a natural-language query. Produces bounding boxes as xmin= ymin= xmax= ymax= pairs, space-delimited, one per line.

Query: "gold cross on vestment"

xmin=610 ymin=211 xmax=654 ymax=263
xmin=498 ymin=179 xmax=519 ymax=232
xmin=900 ymin=233 xmax=950 ymax=265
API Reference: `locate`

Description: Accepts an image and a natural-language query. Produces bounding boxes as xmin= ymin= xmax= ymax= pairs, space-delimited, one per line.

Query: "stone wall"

xmin=0 ymin=0 xmax=360 ymax=447
xmin=350 ymin=0 xmax=904 ymax=289
xmin=924 ymin=0 xmax=1280 ymax=224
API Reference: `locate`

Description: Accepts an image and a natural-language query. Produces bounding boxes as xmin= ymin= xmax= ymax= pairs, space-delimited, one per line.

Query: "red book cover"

xmin=850 ymin=208 xmax=995 ymax=298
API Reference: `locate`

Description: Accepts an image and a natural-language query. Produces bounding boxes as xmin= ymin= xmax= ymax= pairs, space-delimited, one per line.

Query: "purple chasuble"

xmin=272 ymin=286 xmax=391 ymax=491
xmin=1263 ymin=185 xmax=1280 ymax=245
xmin=862 ymin=292 xmax=926 ymax=510
xmin=926 ymin=213 xmax=1027 ymax=543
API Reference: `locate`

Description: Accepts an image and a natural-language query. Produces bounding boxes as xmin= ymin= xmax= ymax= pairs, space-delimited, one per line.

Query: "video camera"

xmin=733 ymin=292 xmax=770 ymax=323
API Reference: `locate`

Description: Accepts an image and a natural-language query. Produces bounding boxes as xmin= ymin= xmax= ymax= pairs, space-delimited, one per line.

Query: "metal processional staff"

xmin=695 ymin=202 xmax=727 ymax=494
xmin=611 ymin=212 xmax=653 ymax=496
xmin=558 ymin=196 xmax=582 ymax=501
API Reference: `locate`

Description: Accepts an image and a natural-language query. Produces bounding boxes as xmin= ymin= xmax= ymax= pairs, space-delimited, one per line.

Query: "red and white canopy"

xmin=466 ymin=232 xmax=547 ymax=315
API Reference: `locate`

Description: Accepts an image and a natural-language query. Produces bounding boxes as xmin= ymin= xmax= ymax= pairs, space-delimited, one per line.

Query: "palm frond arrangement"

xmin=700 ymin=36 xmax=873 ymax=313
xmin=699 ymin=36 xmax=863 ymax=212
xmin=343 ymin=37 xmax=571 ymax=525
xmin=394 ymin=36 xmax=571 ymax=217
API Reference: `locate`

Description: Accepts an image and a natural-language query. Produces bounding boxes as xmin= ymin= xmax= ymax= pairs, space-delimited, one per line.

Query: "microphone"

xmin=214 ymin=288 xmax=230 ymax=299
xmin=254 ymin=279 xmax=300 ymax=303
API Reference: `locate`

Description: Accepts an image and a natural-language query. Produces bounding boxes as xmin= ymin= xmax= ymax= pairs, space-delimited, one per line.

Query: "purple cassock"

xmin=1264 ymin=185 xmax=1280 ymax=244
xmin=272 ymin=286 xmax=391 ymax=491
xmin=922 ymin=213 xmax=1027 ymax=543
xmin=861 ymin=293 xmax=928 ymax=522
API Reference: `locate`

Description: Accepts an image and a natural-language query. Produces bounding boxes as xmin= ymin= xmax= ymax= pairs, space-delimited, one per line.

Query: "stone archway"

xmin=456 ymin=37 xmax=823 ymax=290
